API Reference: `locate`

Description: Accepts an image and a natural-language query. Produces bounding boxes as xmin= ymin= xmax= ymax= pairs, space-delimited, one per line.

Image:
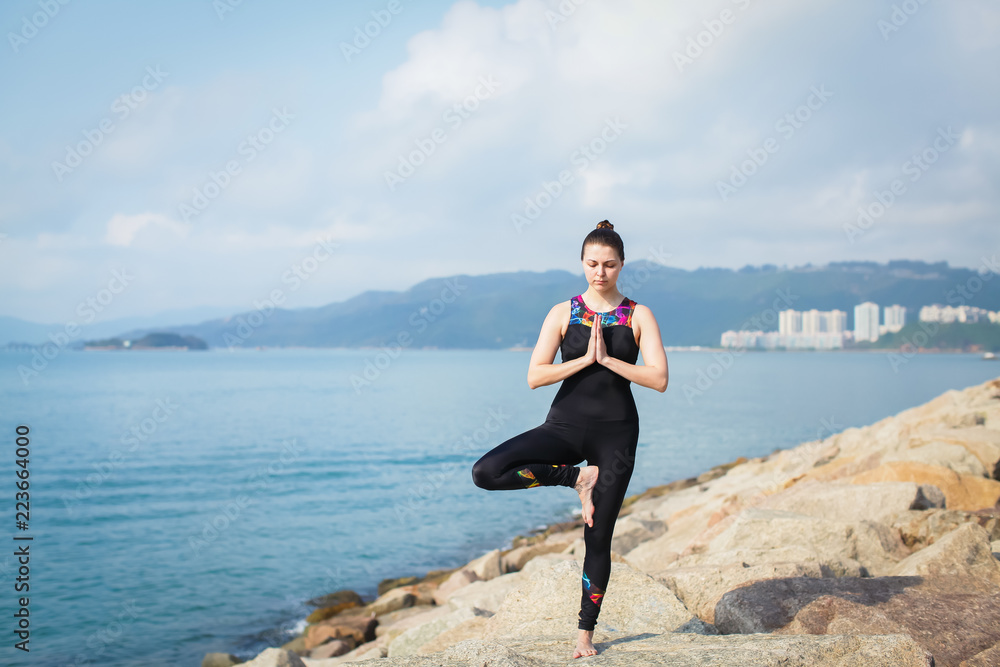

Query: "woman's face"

xmin=581 ymin=243 xmax=622 ymax=291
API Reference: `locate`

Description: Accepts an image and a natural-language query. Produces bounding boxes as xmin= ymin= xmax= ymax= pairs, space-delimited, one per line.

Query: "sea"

xmin=0 ymin=347 xmax=997 ymax=666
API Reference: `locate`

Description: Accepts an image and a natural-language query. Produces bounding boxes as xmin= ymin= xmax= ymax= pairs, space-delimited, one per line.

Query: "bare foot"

xmin=574 ymin=465 xmax=599 ymax=527
xmin=572 ymin=629 xmax=597 ymax=658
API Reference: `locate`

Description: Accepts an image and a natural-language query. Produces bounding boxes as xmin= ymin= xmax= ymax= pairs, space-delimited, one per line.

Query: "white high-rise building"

xmin=828 ymin=310 xmax=847 ymax=333
xmin=802 ymin=309 xmax=823 ymax=334
xmin=854 ymin=302 xmax=880 ymax=342
xmin=884 ymin=304 xmax=906 ymax=333
xmin=779 ymin=309 xmax=802 ymax=335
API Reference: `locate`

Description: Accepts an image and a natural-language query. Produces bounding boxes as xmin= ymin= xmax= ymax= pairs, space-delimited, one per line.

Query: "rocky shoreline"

xmin=205 ymin=376 xmax=1000 ymax=666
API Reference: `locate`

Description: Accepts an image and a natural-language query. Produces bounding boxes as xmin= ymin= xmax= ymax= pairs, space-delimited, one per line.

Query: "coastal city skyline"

xmin=722 ymin=301 xmax=1000 ymax=349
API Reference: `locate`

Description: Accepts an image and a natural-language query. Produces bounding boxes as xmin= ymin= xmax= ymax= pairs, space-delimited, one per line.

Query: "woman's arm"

xmin=526 ymin=302 xmax=593 ymax=389
xmin=597 ymin=304 xmax=669 ymax=392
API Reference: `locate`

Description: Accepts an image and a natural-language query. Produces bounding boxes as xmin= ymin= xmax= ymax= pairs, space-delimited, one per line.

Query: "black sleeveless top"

xmin=546 ymin=294 xmax=640 ymax=423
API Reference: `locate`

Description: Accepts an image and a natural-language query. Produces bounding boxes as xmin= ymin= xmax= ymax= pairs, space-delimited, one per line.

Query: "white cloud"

xmin=104 ymin=212 xmax=190 ymax=247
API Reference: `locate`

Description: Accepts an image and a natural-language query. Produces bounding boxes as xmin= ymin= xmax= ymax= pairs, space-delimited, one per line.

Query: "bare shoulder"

xmin=632 ymin=303 xmax=657 ymax=324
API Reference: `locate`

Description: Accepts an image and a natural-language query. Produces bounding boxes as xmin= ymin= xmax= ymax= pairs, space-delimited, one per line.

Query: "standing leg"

xmin=471 ymin=420 xmax=583 ymax=491
xmin=576 ymin=419 xmax=639 ymax=631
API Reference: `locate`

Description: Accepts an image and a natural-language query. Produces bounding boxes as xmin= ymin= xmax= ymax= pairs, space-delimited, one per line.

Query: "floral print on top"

xmin=569 ymin=294 xmax=636 ymax=328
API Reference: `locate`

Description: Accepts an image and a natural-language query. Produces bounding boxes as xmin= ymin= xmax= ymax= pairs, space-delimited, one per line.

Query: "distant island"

xmin=83 ymin=332 xmax=208 ymax=351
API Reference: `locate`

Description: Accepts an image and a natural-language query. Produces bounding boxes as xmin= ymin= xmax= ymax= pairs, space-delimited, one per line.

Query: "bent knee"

xmin=471 ymin=459 xmax=494 ymax=489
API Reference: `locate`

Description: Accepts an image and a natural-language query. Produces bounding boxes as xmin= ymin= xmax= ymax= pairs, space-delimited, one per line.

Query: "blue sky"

xmin=1 ymin=0 xmax=998 ymax=323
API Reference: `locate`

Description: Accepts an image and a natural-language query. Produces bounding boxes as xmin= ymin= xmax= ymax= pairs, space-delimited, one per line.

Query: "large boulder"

xmin=883 ymin=442 xmax=989 ymax=477
xmin=610 ymin=511 xmax=667 ymax=554
xmin=852 ymin=462 xmax=1000 ymax=511
xmin=481 ymin=557 xmax=711 ymax=639
xmin=386 ymin=605 xmax=492 ymax=658
xmin=443 ymin=569 xmax=528 ymax=613
xmin=714 ymin=575 xmax=1000 ymax=666
xmin=680 ymin=509 xmax=907 ymax=576
xmin=651 ymin=561 xmax=829 ymax=624
xmin=889 ymin=522 xmax=1000 ymax=585
xmin=431 ymin=569 xmax=479 ymax=605
xmin=759 ymin=480 xmax=943 ymax=524
xmin=891 ymin=508 xmax=1000 ymax=551
xmin=464 ymin=548 xmax=503 ymax=581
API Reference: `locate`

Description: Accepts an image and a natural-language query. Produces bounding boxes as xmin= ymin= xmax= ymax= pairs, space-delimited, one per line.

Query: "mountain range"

xmin=2 ymin=259 xmax=997 ymax=349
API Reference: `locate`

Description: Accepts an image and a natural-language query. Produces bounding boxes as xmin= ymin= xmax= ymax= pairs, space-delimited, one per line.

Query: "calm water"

xmin=0 ymin=347 xmax=997 ymax=666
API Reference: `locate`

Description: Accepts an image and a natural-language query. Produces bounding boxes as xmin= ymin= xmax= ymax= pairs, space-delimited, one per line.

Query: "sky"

xmin=1 ymin=0 xmax=998 ymax=324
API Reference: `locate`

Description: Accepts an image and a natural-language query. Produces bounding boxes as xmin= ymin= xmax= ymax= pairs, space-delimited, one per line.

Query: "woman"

xmin=471 ymin=220 xmax=668 ymax=659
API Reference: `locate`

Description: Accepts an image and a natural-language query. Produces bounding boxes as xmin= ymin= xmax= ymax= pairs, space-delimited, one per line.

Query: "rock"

xmin=279 ymin=636 xmax=308 ymax=654
xmin=852 ymin=461 xmax=1000 ymax=511
xmin=372 ymin=604 xmax=450 ymax=644
xmin=387 ymin=605 xmax=492 ymax=658
xmin=328 ymin=632 xmax=391 ymax=662
xmin=304 ymin=614 xmax=375 ymax=650
xmin=481 ymin=558 xmax=711 ymax=639
xmin=372 ymin=605 xmax=437 ymax=637
xmin=430 ymin=569 xmax=479 ymax=605
xmin=714 ymin=575 xmax=1000 ymax=667
xmin=413 ymin=615 xmax=491 ymax=655
xmin=465 ymin=548 xmax=503 ymax=581
xmin=329 ymin=634 xmax=932 ymax=666
xmin=908 ymin=426 xmax=1000 ymax=478
xmin=610 ymin=511 xmax=667 ymax=554
xmin=239 ymin=648 xmax=306 ymax=667
xmin=962 ymin=642 xmax=1000 ymax=666
xmin=891 ymin=508 xmax=1000 ymax=550
xmin=759 ymin=480 xmax=945 ymax=524
xmin=305 ymin=590 xmax=364 ymax=609
xmin=202 ymin=653 xmax=242 ymax=667
xmin=890 ymin=523 xmax=1000 ymax=585
xmin=308 ymin=639 xmax=352 ymax=659
xmin=444 ymin=570 xmax=528 ymax=613
xmin=650 ymin=561 xmax=829 ymax=624
xmin=686 ymin=509 xmax=906 ymax=576
xmin=884 ymin=442 xmax=989 ymax=477
xmin=500 ymin=541 xmax=570 ymax=573
xmin=364 ymin=586 xmax=419 ymax=616
xmin=305 ymin=601 xmax=360 ymax=624
xmin=376 ymin=575 xmax=420 ymax=597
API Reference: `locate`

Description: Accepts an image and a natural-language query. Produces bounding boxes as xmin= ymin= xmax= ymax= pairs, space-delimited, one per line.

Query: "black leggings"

xmin=471 ymin=416 xmax=639 ymax=631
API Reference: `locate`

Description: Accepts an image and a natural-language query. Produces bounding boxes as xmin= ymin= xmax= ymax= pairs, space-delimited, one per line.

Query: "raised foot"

xmin=573 ymin=629 xmax=597 ymax=658
xmin=574 ymin=465 xmax=599 ymax=528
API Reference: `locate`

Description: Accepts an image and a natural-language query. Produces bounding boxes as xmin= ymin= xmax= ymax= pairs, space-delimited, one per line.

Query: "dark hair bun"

xmin=596 ymin=220 xmax=613 ymax=230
